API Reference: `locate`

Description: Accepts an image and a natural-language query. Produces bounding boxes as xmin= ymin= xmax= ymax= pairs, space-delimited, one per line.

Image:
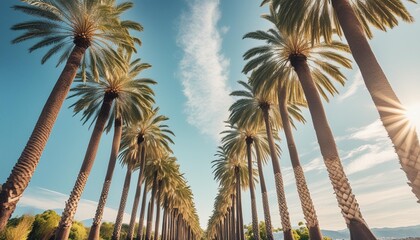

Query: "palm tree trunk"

xmin=153 ymin=181 xmax=162 ymax=240
xmin=136 ymin=184 xmax=148 ymax=240
xmin=170 ymin=210 xmax=177 ymax=240
xmin=246 ymin=138 xmax=260 ymax=240
xmin=145 ymin=201 xmax=152 ymax=240
xmin=225 ymin=219 xmax=228 ymax=240
xmin=127 ymin=145 xmax=146 ymax=240
xmin=55 ymin=94 xmax=114 ymax=240
xmin=255 ymin=145 xmax=274 ymax=240
xmin=161 ymin=199 xmax=168 ymax=240
xmin=235 ymin=168 xmax=245 ymax=240
xmin=0 ymin=45 xmax=87 ymax=231
xmin=261 ymin=106 xmax=294 ymax=240
xmin=332 ymin=0 xmax=420 ymax=203
xmin=278 ymin=86 xmax=323 ymax=240
xmin=112 ymin=166 xmax=133 ymax=240
xmin=89 ymin=116 xmax=123 ymax=240
xmin=230 ymin=194 xmax=236 ymax=240
xmin=145 ymin=172 xmax=158 ymax=240
xmin=291 ymin=55 xmax=376 ymax=240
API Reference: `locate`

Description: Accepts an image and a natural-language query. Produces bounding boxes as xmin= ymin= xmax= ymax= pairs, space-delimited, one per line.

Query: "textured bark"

xmin=89 ymin=180 xmax=111 ymax=240
xmin=145 ymin=172 xmax=158 ymax=240
xmin=136 ymin=184 xmax=148 ymax=240
xmin=332 ymin=0 xmax=420 ymax=203
xmin=0 ymin=46 xmax=87 ymax=231
xmin=291 ymin=55 xmax=376 ymax=239
xmin=246 ymin=138 xmax=260 ymax=240
xmin=261 ymin=107 xmax=294 ymax=240
xmin=278 ymin=87 xmax=322 ymax=240
xmin=89 ymin=117 xmax=123 ymax=240
xmin=127 ymin=145 xmax=146 ymax=240
xmin=55 ymin=95 xmax=114 ymax=240
xmin=255 ymin=146 xmax=274 ymax=240
xmin=274 ymin=173 xmax=294 ymax=240
xmin=112 ymin=167 xmax=132 ymax=240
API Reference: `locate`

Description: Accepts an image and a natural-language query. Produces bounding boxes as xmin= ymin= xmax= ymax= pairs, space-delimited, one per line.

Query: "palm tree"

xmin=230 ymin=79 xmax=308 ymax=240
xmin=212 ymin=145 xmax=252 ymax=240
xmin=222 ymin=123 xmax=278 ymax=240
xmin=136 ymin=181 xmax=149 ymax=240
xmin=144 ymin=153 xmax=180 ymax=240
xmin=55 ymin=59 xmax=154 ymax=240
xmin=120 ymin=108 xmax=174 ymax=240
xmin=161 ymin=174 xmax=202 ymax=240
xmin=207 ymin=184 xmax=234 ymax=240
xmin=112 ymin=149 xmax=138 ymax=240
xmin=264 ymin=0 xmax=420 ymax=201
xmin=231 ymin=78 xmax=323 ymax=239
xmin=0 ymin=1 xmax=140 ymax=229
xmin=67 ymin=56 xmax=154 ymax=240
xmin=229 ymin=78 xmax=298 ymax=240
xmin=277 ymin=81 xmax=324 ymax=240
xmin=243 ymin=9 xmax=376 ymax=239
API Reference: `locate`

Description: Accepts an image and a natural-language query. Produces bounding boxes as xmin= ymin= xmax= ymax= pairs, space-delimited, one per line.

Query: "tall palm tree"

xmin=231 ymin=78 xmax=323 ymax=239
xmin=55 ymin=59 xmax=155 ymax=240
xmin=112 ymin=148 xmax=139 ymax=240
xmin=264 ymin=0 xmax=420 ymax=201
xmin=222 ymin=123 xmax=277 ymax=240
xmin=144 ymin=154 xmax=180 ymax=240
xmin=230 ymin=79 xmax=307 ymax=240
xmin=212 ymin=145 xmax=252 ymax=240
xmin=277 ymin=80 xmax=324 ymax=240
xmin=207 ymin=185 xmax=234 ymax=240
xmin=67 ymin=56 xmax=154 ymax=240
xmin=0 ymin=1 xmax=140 ymax=229
xmin=120 ymin=108 xmax=174 ymax=240
xmin=136 ymin=181 xmax=149 ymax=240
xmin=243 ymin=9 xmax=376 ymax=239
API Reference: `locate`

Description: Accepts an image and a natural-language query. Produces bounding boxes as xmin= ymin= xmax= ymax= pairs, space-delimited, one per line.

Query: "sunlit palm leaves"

xmin=119 ymin=107 xmax=175 ymax=162
xmin=243 ymin=8 xmax=352 ymax=101
xmin=12 ymin=0 xmax=141 ymax=71
xmin=262 ymin=0 xmax=415 ymax=42
xmin=69 ymin=56 xmax=156 ymax=131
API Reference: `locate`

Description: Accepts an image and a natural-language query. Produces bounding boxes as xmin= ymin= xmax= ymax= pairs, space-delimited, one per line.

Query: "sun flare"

xmin=404 ymin=103 xmax=420 ymax=132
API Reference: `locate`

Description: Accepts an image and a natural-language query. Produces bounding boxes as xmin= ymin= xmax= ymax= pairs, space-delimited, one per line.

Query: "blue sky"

xmin=1 ymin=0 xmax=420 ymax=232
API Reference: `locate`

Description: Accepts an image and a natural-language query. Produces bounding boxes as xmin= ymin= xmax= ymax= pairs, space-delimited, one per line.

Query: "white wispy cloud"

xmin=334 ymin=119 xmax=398 ymax=174
xmin=177 ymin=0 xmax=232 ymax=141
xmin=338 ymin=70 xmax=364 ymax=102
xmin=18 ymin=187 xmax=131 ymax=224
xmin=345 ymin=145 xmax=396 ymax=174
xmin=274 ymin=170 xmax=420 ymax=230
xmin=302 ymin=157 xmax=325 ymax=172
xmin=348 ymin=119 xmax=388 ymax=141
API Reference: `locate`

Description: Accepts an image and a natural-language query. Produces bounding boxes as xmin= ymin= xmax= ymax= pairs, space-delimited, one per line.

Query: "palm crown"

xmin=221 ymin=123 xmax=279 ymax=166
xmin=12 ymin=0 xmax=142 ymax=71
xmin=243 ymin=9 xmax=352 ymax=101
xmin=119 ymin=107 xmax=175 ymax=162
xmin=229 ymin=79 xmax=305 ymax=130
xmin=262 ymin=0 xmax=415 ymax=41
xmin=68 ymin=56 xmax=156 ymax=132
xmin=212 ymin=146 xmax=250 ymax=190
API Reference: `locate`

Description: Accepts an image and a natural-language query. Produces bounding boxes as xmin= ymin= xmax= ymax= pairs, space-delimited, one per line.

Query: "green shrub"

xmin=0 ymin=215 xmax=35 ymax=240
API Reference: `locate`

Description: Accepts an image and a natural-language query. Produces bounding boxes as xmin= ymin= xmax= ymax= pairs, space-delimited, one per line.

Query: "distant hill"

xmin=272 ymin=225 xmax=420 ymax=240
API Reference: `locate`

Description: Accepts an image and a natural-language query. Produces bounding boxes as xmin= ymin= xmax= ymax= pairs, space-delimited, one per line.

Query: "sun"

xmin=404 ymin=103 xmax=420 ymax=132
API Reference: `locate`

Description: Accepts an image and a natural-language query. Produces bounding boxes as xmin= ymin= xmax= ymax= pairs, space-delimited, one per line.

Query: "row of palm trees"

xmin=207 ymin=0 xmax=418 ymax=239
xmin=0 ymin=0 xmax=202 ymax=239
